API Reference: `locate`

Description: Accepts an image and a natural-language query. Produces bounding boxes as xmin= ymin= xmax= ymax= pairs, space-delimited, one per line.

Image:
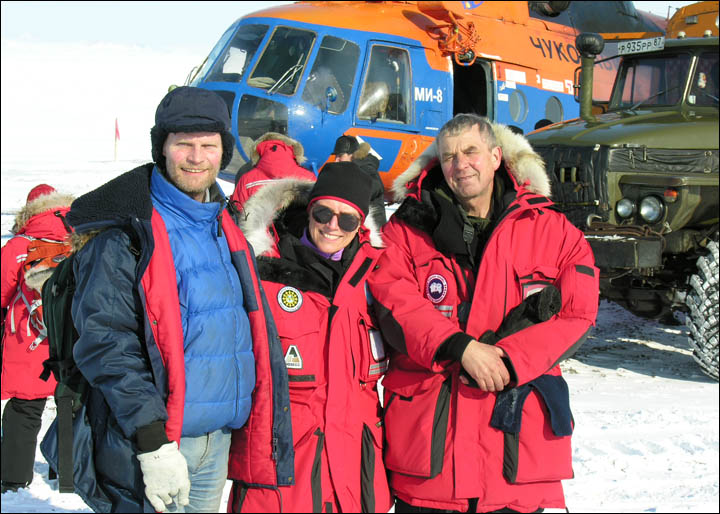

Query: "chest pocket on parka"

xmin=357 ymin=310 xmax=389 ymax=383
xmin=272 ymin=286 xmax=326 ymax=388
xmin=514 ymin=265 xmax=559 ymax=301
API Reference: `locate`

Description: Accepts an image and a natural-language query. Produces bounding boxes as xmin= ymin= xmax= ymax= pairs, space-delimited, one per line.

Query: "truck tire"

xmin=685 ymin=238 xmax=719 ymax=381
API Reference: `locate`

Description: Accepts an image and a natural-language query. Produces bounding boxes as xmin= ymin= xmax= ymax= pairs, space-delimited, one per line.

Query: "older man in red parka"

xmin=368 ymin=114 xmax=599 ymax=513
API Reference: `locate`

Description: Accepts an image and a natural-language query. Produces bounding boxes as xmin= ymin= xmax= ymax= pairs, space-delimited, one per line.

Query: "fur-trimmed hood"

xmin=251 ymin=132 xmax=306 ymax=165
xmin=239 ymin=177 xmax=384 ymax=257
xmin=352 ymin=141 xmax=372 ymax=161
xmin=13 ymin=191 xmax=74 ymax=293
xmin=13 ymin=191 xmax=74 ymax=234
xmin=391 ymin=122 xmax=550 ymax=203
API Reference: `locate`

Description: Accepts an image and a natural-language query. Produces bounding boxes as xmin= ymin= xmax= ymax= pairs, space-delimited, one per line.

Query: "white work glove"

xmin=136 ymin=441 xmax=190 ymax=512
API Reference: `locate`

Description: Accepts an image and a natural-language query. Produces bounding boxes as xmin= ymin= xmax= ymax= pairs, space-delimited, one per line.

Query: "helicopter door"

xmin=353 ymin=43 xmax=429 ymax=179
xmin=453 ymin=59 xmax=494 ymax=119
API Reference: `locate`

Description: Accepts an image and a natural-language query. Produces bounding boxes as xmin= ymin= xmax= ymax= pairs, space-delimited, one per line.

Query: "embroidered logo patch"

xmin=426 ymin=274 xmax=448 ymax=304
xmin=284 ymin=345 xmax=303 ymax=369
xmin=278 ymin=286 xmax=303 ymax=312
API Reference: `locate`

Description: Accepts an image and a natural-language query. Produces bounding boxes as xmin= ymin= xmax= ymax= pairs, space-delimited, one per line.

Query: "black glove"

xmin=496 ymin=284 xmax=561 ymax=339
xmin=475 ymin=285 xmax=561 ymax=346
xmin=461 ymin=285 xmax=561 ymax=387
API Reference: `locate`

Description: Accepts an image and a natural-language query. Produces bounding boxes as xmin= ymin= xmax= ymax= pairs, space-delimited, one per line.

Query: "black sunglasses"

xmin=310 ymin=204 xmax=361 ymax=232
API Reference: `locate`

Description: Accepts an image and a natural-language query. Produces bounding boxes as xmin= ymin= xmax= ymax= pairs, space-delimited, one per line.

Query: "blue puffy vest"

xmin=151 ymin=168 xmax=254 ymax=436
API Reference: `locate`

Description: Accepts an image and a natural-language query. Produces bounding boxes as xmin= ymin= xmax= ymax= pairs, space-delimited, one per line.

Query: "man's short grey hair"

xmin=437 ymin=113 xmax=498 ymax=150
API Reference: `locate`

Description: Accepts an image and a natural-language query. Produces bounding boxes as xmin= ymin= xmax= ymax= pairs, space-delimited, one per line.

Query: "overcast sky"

xmin=0 ymin=1 xmax=699 ymax=52
xmin=0 ymin=1 xmax=292 ymax=52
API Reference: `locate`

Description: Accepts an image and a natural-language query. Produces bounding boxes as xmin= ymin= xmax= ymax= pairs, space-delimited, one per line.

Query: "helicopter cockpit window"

xmin=688 ymin=52 xmax=719 ymax=107
xmin=302 ymin=36 xmax=359 ymax=114
xmin=188 ymin=23 xmax=238 ymax=86
xmin=203 ymin=24 xmax=268 ymax=84
xmin=612 ymin=53 xmax=692 ymax=109
xmin=358 ymin=45 xmax=411 ymax=124
xmin=248 ymin=27 xmax=316 ymax=95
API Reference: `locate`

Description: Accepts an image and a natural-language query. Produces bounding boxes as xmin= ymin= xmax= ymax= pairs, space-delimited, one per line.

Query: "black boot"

xmin=1 ymin=481 xmax=28 ymax=493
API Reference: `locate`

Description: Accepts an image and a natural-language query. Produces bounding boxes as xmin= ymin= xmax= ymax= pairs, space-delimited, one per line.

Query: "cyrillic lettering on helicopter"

xmin=414 ymin=87 xmax=444 ymax=103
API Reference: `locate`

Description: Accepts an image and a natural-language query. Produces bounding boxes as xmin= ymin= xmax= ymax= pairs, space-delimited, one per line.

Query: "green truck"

xmin=527 ymin=33 xmax=719 ymax=380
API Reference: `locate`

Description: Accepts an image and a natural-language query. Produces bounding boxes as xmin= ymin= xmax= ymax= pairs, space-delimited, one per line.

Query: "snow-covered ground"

xmin=1 ymin=160 xmax=718 ymax=512
xmin=2 ymin=10 xmax=718 ymax=509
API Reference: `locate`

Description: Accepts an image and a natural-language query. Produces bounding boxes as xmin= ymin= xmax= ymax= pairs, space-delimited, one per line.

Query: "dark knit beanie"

xmin=150 ymin=86 xmax=234 ymax=171
xmin=308 ymin=162 xmax=372 ymax=220
xmin=332 ymin=135 xmax=359 ymax=156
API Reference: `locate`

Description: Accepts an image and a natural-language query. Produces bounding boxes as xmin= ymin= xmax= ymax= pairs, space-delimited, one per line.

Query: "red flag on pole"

xmin=114 ymin=118 xmax=120 ymax=161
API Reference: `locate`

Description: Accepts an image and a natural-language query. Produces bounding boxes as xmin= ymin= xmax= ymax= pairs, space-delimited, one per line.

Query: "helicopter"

xmin=183 ymin=1 xmax=665 ymax=190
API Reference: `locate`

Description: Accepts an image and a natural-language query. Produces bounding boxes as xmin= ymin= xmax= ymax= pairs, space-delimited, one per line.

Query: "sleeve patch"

xmin=575 ymin=264 xmax=595 ymax=277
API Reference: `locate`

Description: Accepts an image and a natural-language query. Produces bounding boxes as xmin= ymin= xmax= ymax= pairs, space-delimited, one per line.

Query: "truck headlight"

xmin=639 ymin=195 xmax=665 ymax=224
xmin=616 ymin=198 xmax=635 ymax=218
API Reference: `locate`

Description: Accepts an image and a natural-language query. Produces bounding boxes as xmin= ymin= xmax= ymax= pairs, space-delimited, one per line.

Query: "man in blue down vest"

xmin=46 ymin=87 xmax=293 ymax=513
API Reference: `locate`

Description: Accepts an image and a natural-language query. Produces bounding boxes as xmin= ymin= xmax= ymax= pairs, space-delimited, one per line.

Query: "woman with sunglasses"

xmin=229 ymin=162 xmax=391 ymax=513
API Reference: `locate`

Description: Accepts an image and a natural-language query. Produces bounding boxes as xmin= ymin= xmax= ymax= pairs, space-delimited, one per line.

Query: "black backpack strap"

xmin=55 ymin=390 xmax=75 ymax=493
xmin=39 ymin=254 xmax=80 ymax=493
xmin=54 ymin=210 xmax=73 ymax=233
xmin=39 ymin=358 xmax=55 ymax=382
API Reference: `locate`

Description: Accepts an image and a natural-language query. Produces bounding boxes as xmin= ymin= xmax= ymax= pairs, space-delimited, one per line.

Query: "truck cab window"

xmin=689 ymin=52 xmax=719 ymax=106
xmin=612 ymin=53 xmax=692 ymax=109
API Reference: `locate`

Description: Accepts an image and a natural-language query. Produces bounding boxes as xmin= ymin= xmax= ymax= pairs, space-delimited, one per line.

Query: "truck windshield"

xmin=247 ymin=26 xmax=316 ymax=95
xmin=611 ymin=53 xmax=692 ymax=110
xmin=202 ymin=24 xmax=268 ymax=84
xmin=688 ymin=51 xmax=719 ymax=106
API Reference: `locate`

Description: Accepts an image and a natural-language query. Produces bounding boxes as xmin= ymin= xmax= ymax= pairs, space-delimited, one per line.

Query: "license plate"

xmin=618 ymin=37 xmax=665 ymax=55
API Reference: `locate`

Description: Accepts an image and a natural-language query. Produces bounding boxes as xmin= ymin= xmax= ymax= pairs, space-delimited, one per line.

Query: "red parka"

xmin=229 ymin=178 xmax=392 ymax=513
xmin=368 ymin=123 xmax=600 ymax=512
xmin=231 ymin=132 xmax=316 ymax=208
xmin=1 ymin=191 xmax=73 ymax=400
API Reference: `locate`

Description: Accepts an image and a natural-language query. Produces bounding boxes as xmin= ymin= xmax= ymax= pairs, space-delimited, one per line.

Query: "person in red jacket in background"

xmin=230 ymin=162 xmax=390 ymax=513
xmin=368 ymin=114 xmax=599 ymax=513
xmin=1 ymin=184 xmax=73 ymax=493
xmin=231 ymin=132 xmax=316 ymax=209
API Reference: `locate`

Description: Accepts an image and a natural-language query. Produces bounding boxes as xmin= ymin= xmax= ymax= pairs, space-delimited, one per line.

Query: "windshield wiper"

xmin=184 ymin=56 xmax=208 ymax=86
xmin=268 ymin=53 xmax=305 ymax=95
xmin=698 ymin=90 xmax=719 ymax=104
xmin=628 ymin=86 xmax=680 ymax=111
